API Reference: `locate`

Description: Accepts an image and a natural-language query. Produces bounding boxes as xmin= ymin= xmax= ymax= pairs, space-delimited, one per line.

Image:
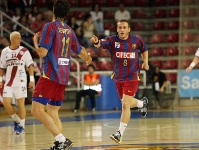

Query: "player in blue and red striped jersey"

xmin=90 ymin=19 xmax=149 ymax=144
xmin=31 ymin=0 xmax=92 ymax=149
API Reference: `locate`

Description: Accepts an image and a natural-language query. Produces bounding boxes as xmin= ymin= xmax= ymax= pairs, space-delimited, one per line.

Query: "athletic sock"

xmin=11 ymin=114 xmax=20 ymax=123
xmin=118 ymin=122 xmax=127 ymax=136
xmin=19 ymin=119 xmax=25 ymax=128
xmin=55 ymin=134 xmax=66 ymax=143
xmin=137 ymin=100 xmax=144 ymax=108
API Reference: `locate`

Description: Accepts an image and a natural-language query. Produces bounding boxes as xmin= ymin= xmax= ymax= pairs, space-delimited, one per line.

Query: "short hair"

xmin=10 ymin=31 xmax=20 ymax=40
xmin=117 ymin=19 xmax=131 ymax=28
xmin=87 ymin=64 xmax=95 ymax=70
xmin=53 ymin=0 xmax=71 ymax=19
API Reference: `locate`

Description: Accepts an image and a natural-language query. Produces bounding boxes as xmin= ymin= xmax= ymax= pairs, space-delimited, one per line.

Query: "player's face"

xmin=117 ymin=22 xmax=130 ymax=40
xmin=12 ymin=34 xmax=21 ymax=47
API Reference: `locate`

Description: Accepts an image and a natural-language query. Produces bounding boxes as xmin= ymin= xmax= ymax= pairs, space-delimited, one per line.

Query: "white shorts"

xmin=3 ymin=86 xmax=27 ymax=99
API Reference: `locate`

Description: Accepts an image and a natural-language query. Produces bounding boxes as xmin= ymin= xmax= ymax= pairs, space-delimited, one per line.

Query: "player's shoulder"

xmin=130 ymin=34 xmax=144 ymax=41
xmin=19 ymin=46 xmax=28 ymax=52
xmin=1 ymin=46 xmax=10 ymax=53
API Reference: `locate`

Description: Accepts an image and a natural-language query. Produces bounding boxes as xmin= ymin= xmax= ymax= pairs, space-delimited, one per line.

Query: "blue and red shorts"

xmin=116 ymin=80 xmax=139 ymax=99
xmin=32 ymin=77 xmax=66 ymax=106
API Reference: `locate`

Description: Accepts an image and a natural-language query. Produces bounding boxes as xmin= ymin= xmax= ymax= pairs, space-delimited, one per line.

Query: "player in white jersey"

xmin=186 ymin=48 xmax=199 ymax=73
xmin=0 ymin=31 xmax=34 ymax=134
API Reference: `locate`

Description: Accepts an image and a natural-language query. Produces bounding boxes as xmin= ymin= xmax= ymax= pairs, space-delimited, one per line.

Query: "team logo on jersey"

xmin=19 ymin=51 xmax=24 ymax=55
xmin=132 ymin=44 xmax=136 ymax=49
xmin=115 ymin=42 xmax=120 ymax=48
xmin=116 ymin=52 xmax=135 ymax=58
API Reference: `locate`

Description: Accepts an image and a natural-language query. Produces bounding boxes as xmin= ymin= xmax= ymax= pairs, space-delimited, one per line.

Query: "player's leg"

xmin=2 ymin=86 xmax=21 ymax=133
xmin=47 ymin=102 xmax=63 ymax=133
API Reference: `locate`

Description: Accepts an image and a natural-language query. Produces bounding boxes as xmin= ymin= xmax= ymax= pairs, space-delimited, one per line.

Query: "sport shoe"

xmin=139 ymin=97 xmax=148 ymax=118
xmin=50 ymin=138 xmax=73 ymax=150
xmin=13 ymin=121 xmax=19 ymax=133
xmin=16 ymin=125 xmax=25 ymax=135
xmin=91 ymin=108 xmax=95 ymax=112
xmin=110 ymin=131 xmax=122 ymax=144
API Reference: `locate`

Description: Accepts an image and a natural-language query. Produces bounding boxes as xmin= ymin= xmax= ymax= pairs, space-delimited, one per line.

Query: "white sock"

xmin=11 ymin=114 xmax=20 ymax=123
xmin=137 ymin=100 xmax=144 ymax=108
xmin=55 ymin=134 xmax=66 ymax=142
xmin=20 ymin=119 xmax=25 ymax=128
xmin=118 ymin=122 xmax=127 ymax=136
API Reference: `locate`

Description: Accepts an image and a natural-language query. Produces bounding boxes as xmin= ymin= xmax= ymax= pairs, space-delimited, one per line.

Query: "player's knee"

xmin=122 ymin=101 xmax=128 ymax=110
xmin=31 ymin=107 xmax=43 ymax=117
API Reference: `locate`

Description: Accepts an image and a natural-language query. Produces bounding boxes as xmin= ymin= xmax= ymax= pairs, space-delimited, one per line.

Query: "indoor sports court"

xmin=0 ymin=109 xmax=199 ymax=150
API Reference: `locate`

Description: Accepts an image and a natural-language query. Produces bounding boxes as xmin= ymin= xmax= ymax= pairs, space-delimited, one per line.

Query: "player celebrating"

xmin=31 ymin=0 xmax=92 ymax=150
xmin=90 ymin=19 xmax=149 ymax=144
xmin=186 ymin=48 xmax=199 ymax=73
xmin=0 ymin=31 xmax=34 ymax=134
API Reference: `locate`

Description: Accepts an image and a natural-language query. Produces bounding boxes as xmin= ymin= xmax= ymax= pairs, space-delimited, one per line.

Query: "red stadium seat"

xmin=182 ymin=20 xmax=194 ymax=29
xmin=79 ymin=0 xmax=92 ymax=7
xmin=150 ymin=60 xmax=163 ymax=68
xmin=104 ymin=22 xmax=116 ymax=31
xmin=195 ymin=34 xmax=199 ymax=42
xmin=182 ymin=46 xmax=196 ymax=55
xmin=68 ymin=0 xmax=78 ymax=7
xmin=134 ymin=0 xmax=148 ymax=6
xmin=98 ymin=60 xmax=112 ymax=70
xmin=132 ymin=22 xmax=145 ymax=30
xmin=166 ymin=34 xmax=179 ymax=42
xmin=168 ymin=9 xmax=179 ymax=17
xmin=152 ymin=21 xmax=165 ymax=30
xmin=81 ymin=61 xmax=98 ymax=71
xmin=180 ymin=59 xmax=192 ymax=69
xmin=98 ymin=48 xmax=110 ymax=57
xmin=162 ymin=60 xmax=178 ymax=69
xmin=167 ymin=21 xmax=179 ymax=29
xmin=168 ymin=0 xmax=179 ymax=5
xmin=153 ymin=9 xmax=166 ymax=18
xmin=92 ymin=0 xmax=106 ymax=6
xmin=70 ymin=62 xmax=77 ymax=71
xmin=149 ymin=47 xmax=164 ymax=56
xmin=154 ymin=0 xmax=167 ymax=6
xmin=35 ymin=0 xmax=47 ymax=7
xmin=73 ymin=11 xmax=85 ymax=19
xmin=103 ymin=10 xmax=114 ymax=19
xmin=184 ymin=8 xmax=196 ymax=17
xmin=86 ymin=48 xmax=97 ymax=57
xmin=107 ymin=0 xmax=120 ymax=7
xmin=166 ymin=73 xmax=177 ymax=83
xmin=182 ymin=33 xmax=195 ymax=42
xmin=122 ymin=0 xmax=134 ymax=6
xmin=132 ymin=10 xmax=147 ymax=18
xmin=149 ymin=34 xmax=165 ymax=43
xmin=165 ymin=46 xmax=178 ymax=56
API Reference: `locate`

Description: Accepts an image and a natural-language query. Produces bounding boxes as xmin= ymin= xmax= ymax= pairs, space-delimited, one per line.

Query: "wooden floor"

xmin=0 ymin=109 xmax=199 ymax=150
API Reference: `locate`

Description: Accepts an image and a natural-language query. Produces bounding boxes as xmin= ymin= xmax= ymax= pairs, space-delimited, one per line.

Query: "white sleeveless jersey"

xmin=0 ymin=46 xmax=33 ymax=87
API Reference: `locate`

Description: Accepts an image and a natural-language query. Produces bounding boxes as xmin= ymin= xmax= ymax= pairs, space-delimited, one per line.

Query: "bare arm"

xmin=159 ymin=81 xmax=167 ymax=92
xmin=186 ymin=56 xmax=199 ymax=73
xmin=141 ymin=51 xmax=149 ymax=70
xmin=28 ymin=65 xmax=34 ymax=88
xmin=84 ymin=79 xmax=100 ymax=86
xmin=78 ymin=47 xmax=92 ymax=65
xmin=0 ymin=68 xmax=5 ymax=88
xmin=33 ymin=32 xmax=48 ymax=58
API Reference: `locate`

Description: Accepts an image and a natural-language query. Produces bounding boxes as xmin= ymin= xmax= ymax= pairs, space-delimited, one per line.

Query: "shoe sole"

xmin=66 ymin=142 xmax=73 ymax=149
xmin=141 ymin=97 xmax=148 ymax=118
xmin=110 ymin=135 xmax=121 ymax=144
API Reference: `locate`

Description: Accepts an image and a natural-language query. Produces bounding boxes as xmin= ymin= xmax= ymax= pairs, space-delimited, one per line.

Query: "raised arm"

xmin=78 ymin=47 xmax=92 ymax=65
xmin=90 ymin=35 xmax=101 ymax=48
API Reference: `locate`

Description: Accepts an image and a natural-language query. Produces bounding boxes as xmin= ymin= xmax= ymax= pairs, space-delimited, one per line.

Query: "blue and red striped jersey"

xmin=100 ymin=34 xmax=148 ymax=82
xmin=39 ymin=20 xmax=82 ymax=85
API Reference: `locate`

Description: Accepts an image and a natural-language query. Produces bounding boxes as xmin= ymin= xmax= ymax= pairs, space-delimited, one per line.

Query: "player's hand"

xmin=0 ymin=82 xmax=2 ymax=88
xmin=186 ymin=66 xmax=193 ymax=73
xmin=159 ymin=88 xmax=164 ymax=92
xmin=33 ymin=32 xmax=41 ymax=44
xmin=86 ymin=53 xmax=92 ymax=65
xmin=142 ymin=63 xmax=149 ymax=70
xmin=28 ymin=81 xmax=34 ymax=89
xmin=90 ymin=35 xmax=99 ymax=44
